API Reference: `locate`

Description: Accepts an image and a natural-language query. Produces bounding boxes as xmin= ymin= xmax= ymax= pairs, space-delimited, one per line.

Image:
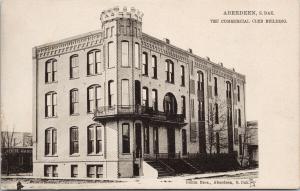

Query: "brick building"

xmin=32 ymin=7 xmax=246 ymax=178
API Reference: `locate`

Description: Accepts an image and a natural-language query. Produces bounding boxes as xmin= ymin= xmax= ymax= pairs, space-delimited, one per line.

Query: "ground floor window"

xmin=71 ymin=165 xmax=78 ymax=178
xmin=44 ymin=165 xmax=58 ymax=177
xmin=87 ymin=165 xmax=103 ymax=178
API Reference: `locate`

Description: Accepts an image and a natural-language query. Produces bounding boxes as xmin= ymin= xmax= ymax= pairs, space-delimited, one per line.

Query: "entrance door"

xmin=135 ymin=123 xmax=142 ymax=158
xmin=167 ymin=127 xmax=175 ymax=157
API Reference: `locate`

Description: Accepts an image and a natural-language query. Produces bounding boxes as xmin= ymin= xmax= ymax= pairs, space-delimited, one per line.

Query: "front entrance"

xmin=167 ymin=127 xmax=175 ymax=157
xmin=135 ymin=123 xmax=142 ymax=158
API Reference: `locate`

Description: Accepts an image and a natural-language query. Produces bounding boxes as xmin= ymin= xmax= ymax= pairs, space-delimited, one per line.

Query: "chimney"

xmin=220 ymin=62 xmax=223 ymax=67
xmin=163 ymin=38 xmax=170 ymax=44
xmin=233 ymin=68 xmax=235 ymax=72
xmin=188 ymin=48 xmax=193 ymax=53
xmin=206 ymin=56 xmax=210 ymax=61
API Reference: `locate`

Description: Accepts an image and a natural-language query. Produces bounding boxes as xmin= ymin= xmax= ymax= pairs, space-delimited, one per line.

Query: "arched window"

xmin=165 ymin=60 xmax=174 ymax=83
xmin=121 ymin=41 xmax=129 ymax=67
xmin=87 ymin=125 xmax=103 ymax=154
xmin=70 ymin=89 xmax=78 ymax=115
xmin=45 ymin=128 xmax=57 ymax=156
xmin=87 ymin=85 xmax=101 ymax=113
xmin=214 ymin=77 xmax=218 ymax=96
xmin=237 ymin=85 xmax=240 ymax=102
xmin=151 ymin=55 xmax=157 ymax=78
xmin=70 ymin=55 xmax=79 ymax=79
xmin=163 ymin=92 xmax=177 ymax=114
xmin=45 ymin=91 xmax=57 ymax=117
xmin=70 ymin=127 xmax=79 ymax=154
xmin=142 ymin=87 xmax=149 ymax=107
xmin=197 ymin=71 xmax=204 ymax=91
xmin=108 ymin=80 xmax=115 ymax=107
xmin=142 ymin=52 xmax=148 ymax=75
xmin=87 ymin=49 xmax=101 ymax=75
xmin=134 ymin=43 xmax=140 ymax=68
xmin=215 ymin=103 xmax=219 ymax=124
xmin=45 ymin=59 xmax=57 ymax=83
xmin=180 ymin=65 xmax=185 ymax=86
xmin=226 ymin=81 xmax=232 ymax=99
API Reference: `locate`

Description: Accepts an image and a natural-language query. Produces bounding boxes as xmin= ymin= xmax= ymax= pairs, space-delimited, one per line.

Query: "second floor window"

xmin=70 ymin=89 xmax=78 ymax=115
xmin=45 ymin=92 xmax=57 ymax=117
xmin=87 ymin=125 xmax=103 ymax=154
xmin=45 ymin=59 xmax=57 ymax=83
xmin=237 ymin=85 xmax=240 ymax=102
xmin=108 ymin=80 xmax=115 ymax=107
xmin=165 ymin=60 xmax=174 ymax=83
xmin=87 ymin=50 xmax=101 ymax=75
xmin=180 ymin=65 xmax=185 ymax=86
xmin=152 ymin=89 xmax=158 ymax=111
xmin=198 ymin=71 xmax=204 ymax=91
xmin=134 ymin=43 xmax=140 ymax=68
xmin=152 ymin=55 xmax=157 ymax=78
xmin=142 ymin=52 xmax=148 ymax=75
xmin=215 ymin=103 xmax=219 ymax=124
xmin=45 ymin=128 xmax=57 ymax=156
xmin=121 ymin=41 xmax=129 ymax=67
xmin=87 ymin=85 xmax=101 ymax=113
xmin=70 ymin=55 xmax=79 ymax=79
xmin=142 ymin=87 xmax=149 ymax=107
xmin=214 ymin=77 xmax=218 ymax=96
xmin=181 ymin=96 xmax=186 ymax=118
xmin=121 ymin=79 xmax=129 ymax=106
xmin=70 ymin=127 xmax=79 ymax=155
xmin=108 ymin=42 xmax=116 ymax=68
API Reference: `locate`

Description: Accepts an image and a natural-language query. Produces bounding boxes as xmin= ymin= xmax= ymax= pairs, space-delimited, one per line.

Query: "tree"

xmin=1 ymin=127 xmax=21 ymax=175
xmin=205 ymin=98 xmax=230 ymax=154
xmin=239 ymin=124 xmax=257 ymax=167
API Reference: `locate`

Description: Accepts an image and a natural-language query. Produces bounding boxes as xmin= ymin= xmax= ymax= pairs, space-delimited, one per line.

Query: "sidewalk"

xmin=1 ymin=169 xmax=258 ymax=190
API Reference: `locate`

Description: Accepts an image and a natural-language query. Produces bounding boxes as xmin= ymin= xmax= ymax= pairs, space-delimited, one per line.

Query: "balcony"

xmin=93 ymin=105 xmax=186 ymax=126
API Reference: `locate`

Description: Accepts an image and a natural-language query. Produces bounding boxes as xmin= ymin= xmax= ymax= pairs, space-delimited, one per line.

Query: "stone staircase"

xmin=145 ymin=161 xmax=174 ymax=177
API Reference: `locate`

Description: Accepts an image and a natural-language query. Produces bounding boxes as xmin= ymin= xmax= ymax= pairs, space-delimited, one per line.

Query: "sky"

xmin=1 ymin=0 xmax=299 ymax=186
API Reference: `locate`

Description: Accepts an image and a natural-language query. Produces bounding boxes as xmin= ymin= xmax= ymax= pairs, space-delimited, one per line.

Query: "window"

xmin=108 ymin=42 xmax=116 ymax=68
xmin=70 ymin=127 xmax=79 ymax=155
xmin=71 ymin=165 xmax=78 ymax=178
xmin=151 ymin=55 xmax=157 ymax=78
xmin=214 ymin=77 xmax=218 ymax=96
xmin=237 ymin=85 xmax=240 ymax=102
xmin=165 ymin=60 xmax=174 ymax=83
xmin=142 ymin=52 xmax=148 ymax=75
xmin=45 ymin=92 xmax=57 ymax=117
xmin=153 ymin=126 xmax=159 ymax=154
xmin=121 ymin=41 xmax=129 ymax=67
xmin=144 ymin=125 xmax=149 ymax=154
xmin=142 ymin=87 xmax=149 ymax=107
xmin=181 ymin=96 xmax=186 ymax=118
xmin=152 ymin=89 xmax=158 ymax=111
xmin=191 ymin=99 xmax=195 ymax=118
xmin=234 ymin=128 xmax=238 ymax=144
xmin=198 ymin=101 xmax=205 ymax=121
xmin=238 ymin=109 xmax=241 ymax=127
xmin=108 ymin=80 xmax=115 ymax=107
xmin=87 ymin=165 xmax=103 ymax=178
xmin=122 ymin=123 xmax=130 ymax=153
xmin=70 ymin=55 xmax=79 ymax=79
xmin=87 ymin=85 xmax=101 ymax=113
xmin=121 ymin=79 xmax=129 ymax=106
xmin=226 ymin=81 xmax=232 ymax=99
xmin=215 ymin=103 xmax=219 ymax=124
xmin=87 ymin=50 xmax=101 ymax=75
xmin=45 ymin=59 xmax=57 ymax=83
xmin=134 ymin=43 xmax=140 ymax=68
xmin=198 ymin=71 xmax=204 ymax=91
xmin=44 ymin=165 xmax=58 ymax=177
xmin=190 ymin=122 xmax=197 ymax=142
xmin=227 ymin=107 xmax=232 ymax=126
xmin=180 ymin=65 xmax=185 ymax=86
xmin=87 ymin=125 xmax=103 ymax=154
xmin=70 ymin=89 xmax=78 ymax=115
xmin=45 ymin=128 xmax=57 ymax=156
xmin=239 ymin=134 xmax=243 ymax=155
xmin=216 ymin=132 xmax=220 ymax=154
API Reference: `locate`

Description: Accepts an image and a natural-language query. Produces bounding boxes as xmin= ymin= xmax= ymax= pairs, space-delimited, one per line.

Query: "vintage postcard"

xmin=0 ymin=0 xmax=299 ymax=190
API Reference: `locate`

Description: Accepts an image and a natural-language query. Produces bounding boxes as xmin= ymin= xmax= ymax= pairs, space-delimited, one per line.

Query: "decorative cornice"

xmin=36 ymin=31 xmax=103 ymax=59
xmin=100 ymin=6 xmax=143 ymax=23
xmin=141 ymin=33 xmax=189 ymax=63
